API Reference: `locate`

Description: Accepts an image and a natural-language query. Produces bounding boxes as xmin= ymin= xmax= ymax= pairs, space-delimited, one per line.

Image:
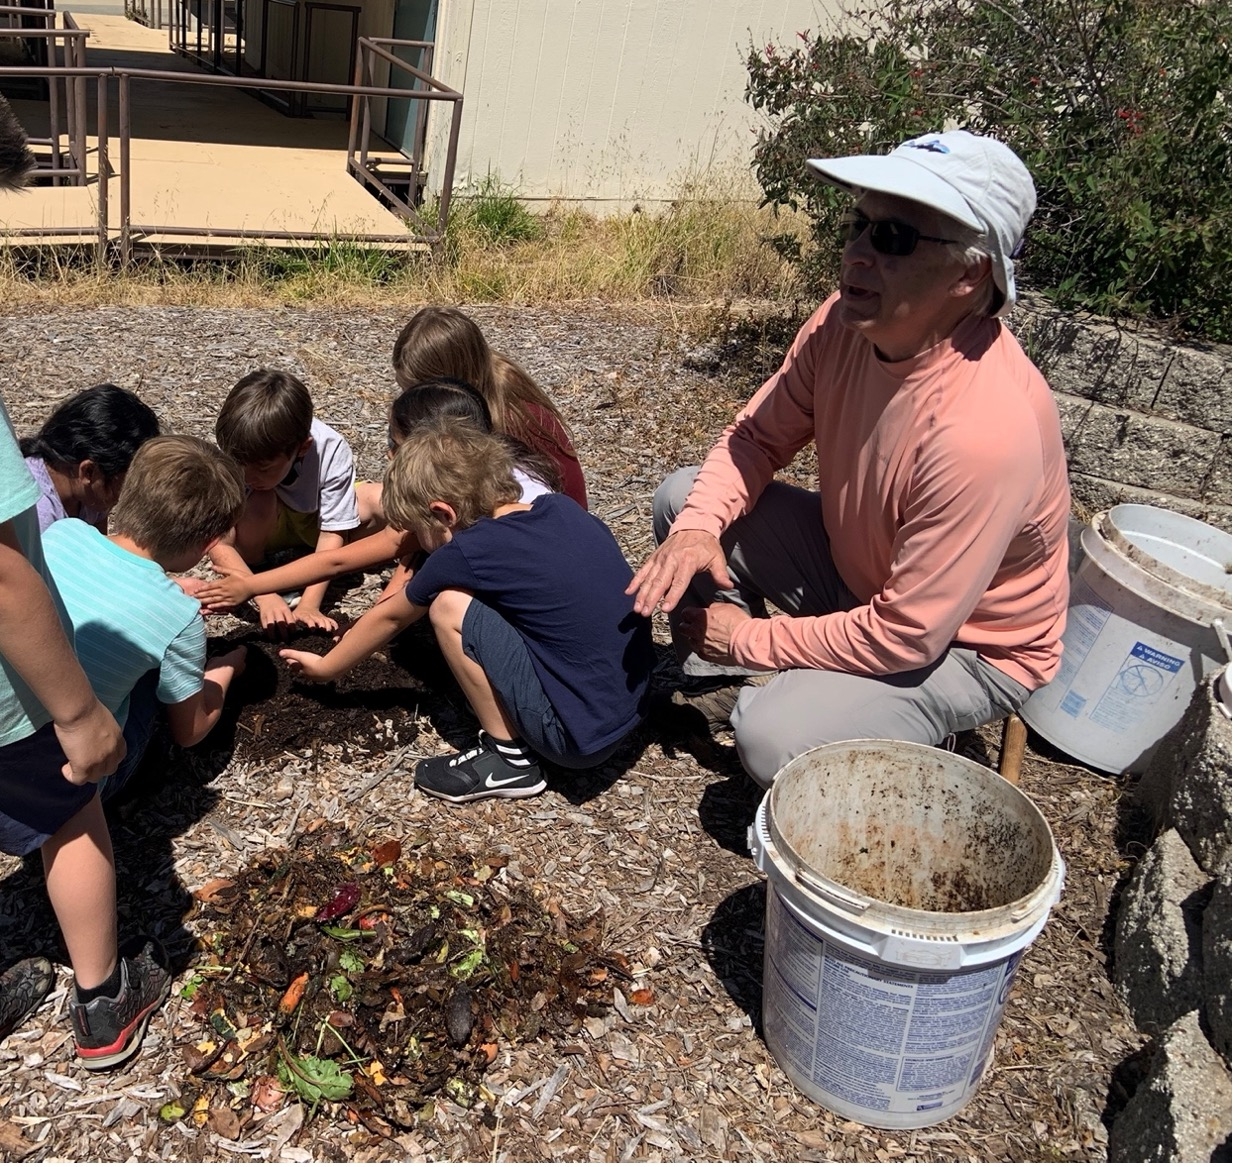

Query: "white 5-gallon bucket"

xmin=749 ymin=740 xmax=1064 ymax=1129
xmin=1022 ymin=504 xmax=1232 ymax=774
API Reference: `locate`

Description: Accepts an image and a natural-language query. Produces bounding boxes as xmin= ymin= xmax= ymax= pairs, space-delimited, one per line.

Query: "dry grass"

xmin=0 ymin=175 xmax=809 ymax=312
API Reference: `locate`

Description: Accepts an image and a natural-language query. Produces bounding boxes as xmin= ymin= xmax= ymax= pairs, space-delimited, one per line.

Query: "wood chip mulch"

xmin=0 ymin=302 xmax=1145 ymax=1162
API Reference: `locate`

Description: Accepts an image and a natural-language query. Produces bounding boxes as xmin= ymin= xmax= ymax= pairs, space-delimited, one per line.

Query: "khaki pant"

xmin=654 ymin=467 xmax=1029 ymax=788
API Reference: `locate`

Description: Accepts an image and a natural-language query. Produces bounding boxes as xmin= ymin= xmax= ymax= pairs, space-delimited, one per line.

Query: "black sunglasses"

xmin=840 ymin=211 xmax=957 ymax=257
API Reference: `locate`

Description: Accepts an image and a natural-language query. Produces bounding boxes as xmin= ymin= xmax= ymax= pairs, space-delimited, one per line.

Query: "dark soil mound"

xmin=203 ymin=626 xmax=441 ymax=764
xmin=173 ymin=828 xmax=631 ymax=1136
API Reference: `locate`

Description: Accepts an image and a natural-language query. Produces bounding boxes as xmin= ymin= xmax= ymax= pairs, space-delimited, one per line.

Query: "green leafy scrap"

xmin=329 ymin=974 xmax=353 ymax=1003
xmin=278 ymin=1050 xmax=354 ymax=1105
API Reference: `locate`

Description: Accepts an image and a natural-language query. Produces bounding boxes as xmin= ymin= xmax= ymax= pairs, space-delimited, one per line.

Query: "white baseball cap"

xmin=806 ymin=130 xmax=1036 ymax=314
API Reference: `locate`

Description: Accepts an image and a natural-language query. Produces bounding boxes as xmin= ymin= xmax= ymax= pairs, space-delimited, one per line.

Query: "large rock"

xmin=1113 ymin=829 xmax=1208 ymax=1033
xmin=1109 ymin=1012 xmax=1232 ymax=1162
xmin=1136 ymin=670 xmax=1232 ymax=878
xmin=1203 ymin=870 xmax=1232 ymax=1065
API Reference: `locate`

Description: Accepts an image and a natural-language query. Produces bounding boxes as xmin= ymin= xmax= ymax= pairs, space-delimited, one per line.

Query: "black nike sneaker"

xmin=414 ymin=731 xmax=547 ymax=803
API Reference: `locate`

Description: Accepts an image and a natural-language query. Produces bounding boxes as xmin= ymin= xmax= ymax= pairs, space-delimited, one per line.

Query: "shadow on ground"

xmin=0 ymin=734 xmax=225 ymax=979
xmin=701 ymin=880 xmax=767 ymax=1031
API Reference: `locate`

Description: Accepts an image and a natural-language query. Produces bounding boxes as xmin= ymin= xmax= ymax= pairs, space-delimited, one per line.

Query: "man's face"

xmin=836 ymin=192 xmax=979 ymax=361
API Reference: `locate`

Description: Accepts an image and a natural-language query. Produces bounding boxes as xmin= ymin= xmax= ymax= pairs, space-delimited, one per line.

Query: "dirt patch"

xmin=203 ymin=625 xmax=444 ymax=764
xmin=171 ymin=827 xmax=637 ymax=1140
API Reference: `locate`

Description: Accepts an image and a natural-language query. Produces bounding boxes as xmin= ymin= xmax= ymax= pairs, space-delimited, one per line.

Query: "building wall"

xmin=425 ymin=0 xmax=844 ymax=205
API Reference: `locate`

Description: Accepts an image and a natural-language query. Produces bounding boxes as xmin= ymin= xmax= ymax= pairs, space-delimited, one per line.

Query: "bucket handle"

xmin=795 ymin=866 xmax=871 ymax=913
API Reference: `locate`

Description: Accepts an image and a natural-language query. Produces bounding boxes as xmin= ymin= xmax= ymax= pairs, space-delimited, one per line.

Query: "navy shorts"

xmin=0 ymin=721 xmax=98 ymax=856
xmin=460 ymin=600 xmax=622 ymax=770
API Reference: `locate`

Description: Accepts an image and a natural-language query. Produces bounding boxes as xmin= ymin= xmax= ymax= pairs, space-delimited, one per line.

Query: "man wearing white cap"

xmin=629 ymin=130 xmax=1071 ymax=788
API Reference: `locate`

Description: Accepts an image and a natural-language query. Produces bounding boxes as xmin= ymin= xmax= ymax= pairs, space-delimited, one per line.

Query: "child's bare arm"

xmin=198 ymin=526 xmax=412 ymax=608
xmin=0 ymin=519 xmax=125 ymax=783
xmin=281 ymin=590 xmax=424 ymax=682
xmin=165 ymin=646 xmax=247 ymax=747
xmin=293 ymin=529 xmax=348 ymax=631
xmin=376 ymin=558 xmax=415 ymax=603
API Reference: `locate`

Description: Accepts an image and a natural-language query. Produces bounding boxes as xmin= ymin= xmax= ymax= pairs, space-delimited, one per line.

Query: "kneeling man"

xmin=629 ymin=130 xmax=1070 ymax=788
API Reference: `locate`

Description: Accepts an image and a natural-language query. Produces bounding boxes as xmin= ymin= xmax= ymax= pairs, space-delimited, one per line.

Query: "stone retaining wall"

xmin=1108 ymin=671 xmax=1233 ymax=1161
xmin=1007 ymin=297 xmax=1232 ymax=530
xmin=999 ymin=302 xmax=1232 ymax=1160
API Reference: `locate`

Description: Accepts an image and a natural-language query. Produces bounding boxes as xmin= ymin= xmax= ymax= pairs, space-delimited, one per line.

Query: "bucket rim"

xmin=1081 ymin=522 xmax=1232 ymax=628
xmin=764 ymin=740 xmax=1064 ymax=940
xmin=1097 ymin=506 xmax=1232 ymax=608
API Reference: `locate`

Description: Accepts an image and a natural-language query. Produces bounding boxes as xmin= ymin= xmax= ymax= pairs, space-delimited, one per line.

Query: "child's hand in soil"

xmin=293 ymin=605 xmax=338 ymax=633
xmin=279 ymin=648 xmax=334 ymax=682
xmin=205 ymin=645 xmax=248 ymax=680
xmin=256 ymin=594 xmax=297 ymax=638
xmin=195 ymin=572 xmax=255 ymax=611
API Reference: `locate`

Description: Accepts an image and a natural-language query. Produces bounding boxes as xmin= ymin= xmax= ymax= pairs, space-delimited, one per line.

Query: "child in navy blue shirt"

xmin=281 ymin=421 xmax=653 ymax=802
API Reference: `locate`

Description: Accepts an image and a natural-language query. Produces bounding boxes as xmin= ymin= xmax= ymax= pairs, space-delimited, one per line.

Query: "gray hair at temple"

xmin=0 ymin=95 xmax=34 ymax=191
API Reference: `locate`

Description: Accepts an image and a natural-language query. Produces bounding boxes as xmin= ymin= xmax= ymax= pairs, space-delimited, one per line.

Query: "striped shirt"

xmin=42 ymin=520 xmax=205 ymax=726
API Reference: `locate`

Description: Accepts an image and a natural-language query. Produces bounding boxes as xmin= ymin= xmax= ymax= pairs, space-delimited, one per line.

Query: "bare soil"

xmin=204 ymin=625 xmax=439 ymax=765
xmin=0 ymin=302 xmax=1146 ymax=1162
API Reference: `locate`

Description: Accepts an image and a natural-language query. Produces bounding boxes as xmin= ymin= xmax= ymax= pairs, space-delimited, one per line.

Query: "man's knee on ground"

xmin=652 ymin=466 xmax=700 ymax=543
xmin=730 ymin=688 xmax=789 ymax=790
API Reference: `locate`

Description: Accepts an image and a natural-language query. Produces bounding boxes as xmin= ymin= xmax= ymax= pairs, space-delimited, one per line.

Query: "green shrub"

xmin=745 ymin=0 xmax=1231 ymax=340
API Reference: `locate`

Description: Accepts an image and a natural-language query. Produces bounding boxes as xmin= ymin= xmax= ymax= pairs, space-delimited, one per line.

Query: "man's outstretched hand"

xmin=627 ymin=530 xmax=731 ymax=617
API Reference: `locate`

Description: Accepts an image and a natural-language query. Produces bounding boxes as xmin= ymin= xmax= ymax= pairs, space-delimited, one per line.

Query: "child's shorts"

xmin=268 ymin=501 xmax=320 ymax=554
xmin=0 ymin=721 xmax=98 ymax=856
xmin=460 ymin=600 xmax=623 ymax=770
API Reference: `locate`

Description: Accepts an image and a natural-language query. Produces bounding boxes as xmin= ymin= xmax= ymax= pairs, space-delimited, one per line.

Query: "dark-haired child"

xmin=282 ymin=422 xmax=652 ymax=803
xmin=21 ymin=383 xmax=160 ymax=533
xmin=209 ymin=368 xmax=359 ymax=633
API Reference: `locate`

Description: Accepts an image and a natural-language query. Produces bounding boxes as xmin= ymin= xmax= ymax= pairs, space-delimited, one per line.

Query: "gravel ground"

xmin=0 ymin=302 xmax=1146 ymax=1162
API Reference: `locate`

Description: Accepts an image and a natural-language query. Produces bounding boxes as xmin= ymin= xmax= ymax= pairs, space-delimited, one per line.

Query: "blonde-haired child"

xmin=197 ymin=379 xmax=557 ymax=612
xmin=282 ymin=422 xmax=651 ymax=804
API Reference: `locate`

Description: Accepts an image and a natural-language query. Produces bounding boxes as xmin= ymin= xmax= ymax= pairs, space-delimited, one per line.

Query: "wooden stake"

xmin=999 ymin=713 xmax=1028 ymax=784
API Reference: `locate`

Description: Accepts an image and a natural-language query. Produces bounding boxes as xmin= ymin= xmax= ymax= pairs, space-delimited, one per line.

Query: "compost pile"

xmin=170 ymin=827 xmax=632 ymax=1138
xmin=204 ymin=625 xmax=438 ymax=763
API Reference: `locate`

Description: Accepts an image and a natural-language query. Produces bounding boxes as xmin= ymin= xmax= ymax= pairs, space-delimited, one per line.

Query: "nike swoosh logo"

xmin=483 ymin=771 xmax=528 ymax=789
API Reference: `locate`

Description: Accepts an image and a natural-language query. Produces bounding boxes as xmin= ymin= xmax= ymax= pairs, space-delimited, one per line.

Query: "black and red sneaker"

xmin=70 ymin=937 xmax=171 ymax=1070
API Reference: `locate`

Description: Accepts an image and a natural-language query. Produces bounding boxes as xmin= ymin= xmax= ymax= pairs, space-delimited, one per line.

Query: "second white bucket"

xmin=750 ymin=740 xmax=1064 ymax=1129
xmin=1022 ymin=504 xmax=1232 ymax=774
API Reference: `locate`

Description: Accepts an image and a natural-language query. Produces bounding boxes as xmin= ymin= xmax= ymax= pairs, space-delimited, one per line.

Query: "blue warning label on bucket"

xmin=1060 ymin=690 xmax=1087 ymax=718
xmin=1089 ymin=641 xmax=1186 ymax=734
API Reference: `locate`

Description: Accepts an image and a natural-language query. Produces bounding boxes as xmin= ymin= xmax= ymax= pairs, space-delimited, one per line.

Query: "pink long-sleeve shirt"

xmin=669 ymin=294 xmax=1071 ymax=691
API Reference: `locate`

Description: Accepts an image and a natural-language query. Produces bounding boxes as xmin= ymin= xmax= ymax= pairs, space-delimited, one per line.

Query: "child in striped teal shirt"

xmin=40 ymin=437 xmax=250 ymax=808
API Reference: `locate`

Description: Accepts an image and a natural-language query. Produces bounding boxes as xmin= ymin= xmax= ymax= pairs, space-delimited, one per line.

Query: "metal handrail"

xmin=0 ymin=19 xmax=90 ymax=186
xmin=0 ymin=61 xmax=463 ymax=261
xmin=349 ymin=37 xmax=460 ymax=235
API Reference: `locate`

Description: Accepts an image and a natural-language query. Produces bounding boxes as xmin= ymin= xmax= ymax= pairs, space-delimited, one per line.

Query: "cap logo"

xmin=905 ymin=138 xmax=951 ymax=154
